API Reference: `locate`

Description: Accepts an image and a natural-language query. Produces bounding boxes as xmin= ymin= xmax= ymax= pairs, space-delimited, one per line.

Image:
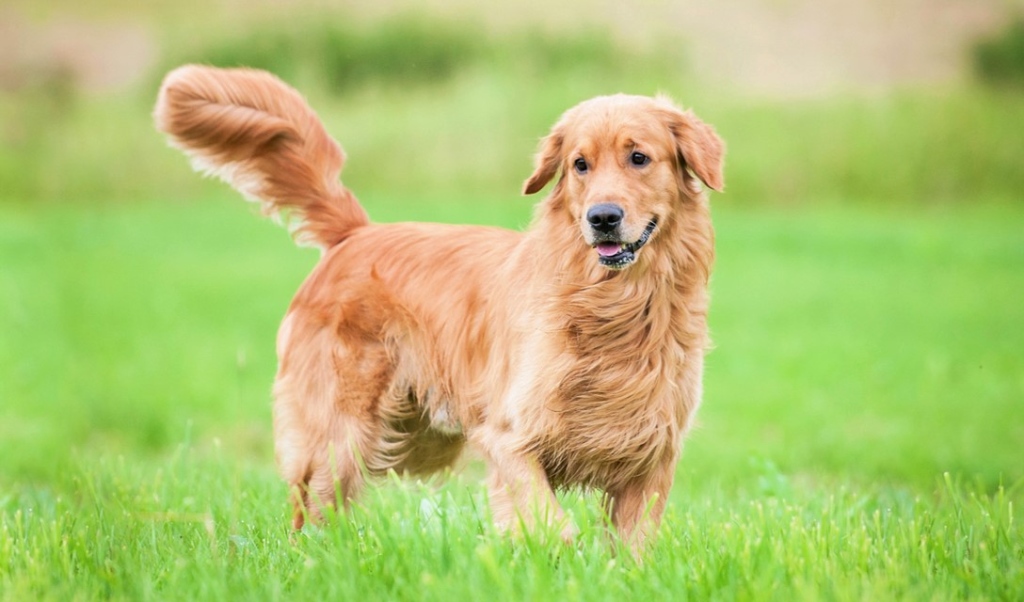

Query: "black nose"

xmin=586 ymin=204 xmax=624 ymax=233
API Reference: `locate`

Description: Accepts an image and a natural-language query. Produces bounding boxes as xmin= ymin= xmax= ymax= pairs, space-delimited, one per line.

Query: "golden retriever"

xmin=155 ymin=65 xmax=723 ymax=552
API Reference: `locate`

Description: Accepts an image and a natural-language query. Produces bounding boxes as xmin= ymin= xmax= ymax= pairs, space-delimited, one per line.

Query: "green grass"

xmin=2 ymin=10 xmax=1023 ymax=598
xmin=1 ymin=197 xmax=1021 ymax=600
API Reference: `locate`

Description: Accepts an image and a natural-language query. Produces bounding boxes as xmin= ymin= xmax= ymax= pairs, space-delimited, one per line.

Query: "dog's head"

xmin=523 ymin=95 xmax=723 ymax=270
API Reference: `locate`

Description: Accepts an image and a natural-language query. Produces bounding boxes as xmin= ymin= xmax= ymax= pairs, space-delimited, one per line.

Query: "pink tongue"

xmin=596 ymin=242 xmax=623 ymax=257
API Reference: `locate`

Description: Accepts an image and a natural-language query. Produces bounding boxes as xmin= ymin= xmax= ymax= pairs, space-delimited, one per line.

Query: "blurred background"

xmin=3 ymin=0 xmax=1023 ymax=205
xmin=1 ymin=0 xmax=1022 ymax=499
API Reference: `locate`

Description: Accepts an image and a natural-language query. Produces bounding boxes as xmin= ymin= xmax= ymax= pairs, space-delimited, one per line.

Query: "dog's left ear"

xmin=522 ymin=125 xmax=565 ymax=195
xmin=657 ymin=97 xmax=725 ymax=193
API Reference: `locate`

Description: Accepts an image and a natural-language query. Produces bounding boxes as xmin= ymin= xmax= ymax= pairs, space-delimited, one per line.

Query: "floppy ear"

xmin=657 ymin=98 xmax=725 ymax=192
xmin=522 ymin=127 xmax=565 ymax=195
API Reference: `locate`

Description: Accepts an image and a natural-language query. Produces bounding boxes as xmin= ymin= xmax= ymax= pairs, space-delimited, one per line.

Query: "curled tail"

xmin=155 ymin=64 xmax=368 ymax=248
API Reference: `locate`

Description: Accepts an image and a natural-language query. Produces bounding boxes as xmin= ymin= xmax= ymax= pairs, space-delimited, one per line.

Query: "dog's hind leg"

xmin=272 ymin=312 xmax=394 ymax=529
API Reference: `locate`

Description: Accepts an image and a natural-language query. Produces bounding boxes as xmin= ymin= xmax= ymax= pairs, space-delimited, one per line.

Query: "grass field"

xmin=1 ymin=195 xmax=1021 ymax=599
xmin=2 ymin=5 xmax=1024 ymax=599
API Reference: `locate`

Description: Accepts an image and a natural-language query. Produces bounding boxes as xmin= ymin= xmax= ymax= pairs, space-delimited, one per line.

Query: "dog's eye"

xmin=574 ymin=158 xmax=589 ymax=174
xmin=630 ymin=151 xmax=650 ymax=166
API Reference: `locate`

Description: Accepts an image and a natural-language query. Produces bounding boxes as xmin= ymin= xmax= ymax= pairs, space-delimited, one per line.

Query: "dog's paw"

xmin=559 ymin=522 xmax=580 ymax=546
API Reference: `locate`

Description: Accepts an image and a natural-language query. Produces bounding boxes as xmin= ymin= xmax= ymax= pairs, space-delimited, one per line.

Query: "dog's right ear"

xmin=522 ymin=127 xmax=565 ymax=195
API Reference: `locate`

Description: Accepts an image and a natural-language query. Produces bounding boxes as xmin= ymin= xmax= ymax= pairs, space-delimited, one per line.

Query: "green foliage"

xmin=718 ymin=89 xmax=1024 ymax=205
xmin=2 ymin=16 xmax=1022 ymax=205
xmin=165 ymin=16 xmax=636 ymax=96
xmin=186 ymin=18 xmax=482 ymax=93
xmin=3 ymin=76 xmax=1022 ymax=206
xmin=0 ymin=17 xmax=674 ymax=204
xmin=973 ymin=18 xmax=1024 ymax=87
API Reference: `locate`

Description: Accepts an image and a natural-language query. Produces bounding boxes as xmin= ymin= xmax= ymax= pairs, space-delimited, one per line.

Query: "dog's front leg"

xmin=606 ymin=458 xmax=676 ymax=556
xmin=469 ymin=425 xmax=575 ymax=543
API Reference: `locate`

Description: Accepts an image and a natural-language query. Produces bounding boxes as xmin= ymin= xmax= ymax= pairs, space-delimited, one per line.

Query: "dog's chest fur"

xmin=524 ymin=273 xmax=701 ymax=491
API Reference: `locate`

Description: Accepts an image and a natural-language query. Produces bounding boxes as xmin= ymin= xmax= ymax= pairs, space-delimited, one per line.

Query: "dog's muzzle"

xmin=593 ymin=218 xmax=658 ymax=269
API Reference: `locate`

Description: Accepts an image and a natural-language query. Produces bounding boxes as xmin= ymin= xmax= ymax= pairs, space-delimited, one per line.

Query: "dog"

xmin=155 ymin=65 xmax=723 ymax=552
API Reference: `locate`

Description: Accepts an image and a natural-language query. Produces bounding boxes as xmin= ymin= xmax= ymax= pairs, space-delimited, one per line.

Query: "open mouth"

xmin=593 ymin=219 xmax=658 ymax=269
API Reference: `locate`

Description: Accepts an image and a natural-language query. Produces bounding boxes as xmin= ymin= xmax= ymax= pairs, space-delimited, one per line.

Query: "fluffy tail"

xmin=154 ymin=65 xmax=368 ymax=248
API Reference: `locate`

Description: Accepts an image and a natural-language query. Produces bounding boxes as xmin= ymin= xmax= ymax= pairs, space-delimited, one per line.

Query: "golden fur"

xmin=155 ymin=65 xmax=724 ymax=552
